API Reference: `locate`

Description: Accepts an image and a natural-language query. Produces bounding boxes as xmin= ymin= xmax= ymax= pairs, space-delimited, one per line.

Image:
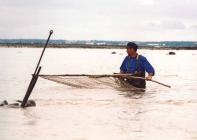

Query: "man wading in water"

xmin=120 ymin=42 xmax=155 ymax=88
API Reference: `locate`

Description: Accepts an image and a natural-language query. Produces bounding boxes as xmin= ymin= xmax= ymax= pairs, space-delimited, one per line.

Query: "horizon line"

xmin=0 ymin=39 xmax=197 ymax=42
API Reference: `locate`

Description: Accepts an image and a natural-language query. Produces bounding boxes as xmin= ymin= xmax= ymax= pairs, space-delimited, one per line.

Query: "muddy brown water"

xmin=0 ymin=48 xmax=197 ymax=140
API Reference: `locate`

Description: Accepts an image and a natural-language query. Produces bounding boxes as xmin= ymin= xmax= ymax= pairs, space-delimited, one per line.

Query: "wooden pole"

xmin=21 ymin=67 xmax=41 ymax=107
xmin=21 ymin=30 xmax=53 ymax=108
xmin=33 ymin=30 xmax=53 ymax=75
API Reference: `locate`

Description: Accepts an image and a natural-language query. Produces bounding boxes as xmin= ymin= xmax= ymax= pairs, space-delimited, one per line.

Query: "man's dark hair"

xmin=126 ymin=42 xmax=138 ymax=51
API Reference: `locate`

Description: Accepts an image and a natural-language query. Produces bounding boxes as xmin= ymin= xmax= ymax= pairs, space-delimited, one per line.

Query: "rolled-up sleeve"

xmin=142 ymin=57 xmax=155 ymax=75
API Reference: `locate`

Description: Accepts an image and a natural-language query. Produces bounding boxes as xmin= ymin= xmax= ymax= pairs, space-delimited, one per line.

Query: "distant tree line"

xmin=0 ymin=39 xmax=196 ymax=47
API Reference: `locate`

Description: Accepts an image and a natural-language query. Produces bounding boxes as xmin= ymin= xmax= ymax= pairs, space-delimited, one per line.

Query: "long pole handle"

xmin=150 ymin=79 xmax=171 ymax=88
xmin=92 ymin=75 xmax=171 ymax=88
xmin=33 ymin=30 xmax=53 ymax=75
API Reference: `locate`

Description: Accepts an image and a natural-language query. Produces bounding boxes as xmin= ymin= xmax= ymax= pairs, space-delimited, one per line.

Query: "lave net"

xmin=39 ymin=75 xmax=139 ymax=90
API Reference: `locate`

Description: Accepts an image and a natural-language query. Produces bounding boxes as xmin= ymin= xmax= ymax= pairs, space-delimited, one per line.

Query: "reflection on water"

xmin=0 ymin=48 xmax=197 ymax=140
xmin=121 ymin=91 xmax=145 ymax=99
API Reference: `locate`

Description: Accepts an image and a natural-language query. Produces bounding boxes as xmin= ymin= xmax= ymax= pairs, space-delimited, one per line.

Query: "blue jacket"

xmin=120 ymin=55 xmax=155 ymax=75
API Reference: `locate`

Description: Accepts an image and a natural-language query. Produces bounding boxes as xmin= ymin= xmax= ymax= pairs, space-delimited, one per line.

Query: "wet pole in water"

xmin=21 ymin=30 xmax=53 ymax=108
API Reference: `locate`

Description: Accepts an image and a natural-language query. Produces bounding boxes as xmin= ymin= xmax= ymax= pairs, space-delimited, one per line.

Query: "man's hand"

xmin=146 ymin=75 xmax=153 ymax=80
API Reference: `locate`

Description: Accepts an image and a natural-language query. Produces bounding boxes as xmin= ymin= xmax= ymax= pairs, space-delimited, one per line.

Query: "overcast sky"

xmin=0 ymin=0 xmax=197 ymax=41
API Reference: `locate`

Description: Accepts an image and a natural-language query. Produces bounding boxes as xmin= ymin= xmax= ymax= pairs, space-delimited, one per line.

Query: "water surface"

xmin=0 ymin=48 xmax=197 ymax=140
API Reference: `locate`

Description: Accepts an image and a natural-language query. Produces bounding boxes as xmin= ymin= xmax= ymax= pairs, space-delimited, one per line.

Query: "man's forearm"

xmin=148 ymin=73 xmax=154 ymax=76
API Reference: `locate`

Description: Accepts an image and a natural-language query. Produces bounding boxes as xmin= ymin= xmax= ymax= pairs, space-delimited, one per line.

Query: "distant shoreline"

xmin=0 ymin=44 xmax=197 ymax=50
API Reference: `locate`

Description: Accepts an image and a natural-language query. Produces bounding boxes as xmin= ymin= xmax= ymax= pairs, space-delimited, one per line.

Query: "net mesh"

xmin=39 ymin=75 xmax=140 ymax=90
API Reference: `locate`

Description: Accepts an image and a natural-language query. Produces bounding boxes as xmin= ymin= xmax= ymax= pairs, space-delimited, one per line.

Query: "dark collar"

xmin=128 ymin=53 xmax=138 ymax=59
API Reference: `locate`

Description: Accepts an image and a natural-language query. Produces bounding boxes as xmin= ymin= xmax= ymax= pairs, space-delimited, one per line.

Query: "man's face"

xmin=127 ymin=47 xmax=135 ymax=56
